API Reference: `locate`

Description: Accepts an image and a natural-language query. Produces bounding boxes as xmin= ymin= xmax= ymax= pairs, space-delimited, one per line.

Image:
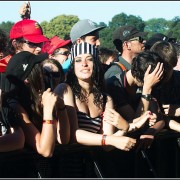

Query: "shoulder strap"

xmin=114 ymin=62 xmax=127 ymax=71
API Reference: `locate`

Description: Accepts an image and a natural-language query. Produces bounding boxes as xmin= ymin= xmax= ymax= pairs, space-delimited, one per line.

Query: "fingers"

xmin=145 ymin=65 xmax=151 ymax=76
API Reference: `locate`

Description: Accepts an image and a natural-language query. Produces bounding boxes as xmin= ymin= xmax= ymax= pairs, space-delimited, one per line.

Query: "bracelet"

xmin=58 ymin=105 xmax=66 ymax=111
xmin=43 ymin=120 xmax=54 ymax=124
xmin=101 ymin=134 xmax=107 ymax=146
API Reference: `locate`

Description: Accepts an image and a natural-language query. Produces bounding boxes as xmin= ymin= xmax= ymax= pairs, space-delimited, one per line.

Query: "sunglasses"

xmin=129 ymin=37 xmax=144 ymax=43
xmin=23 ymin=40 xmax=43 ymax=48
xmin=55 ymin=51 xmax=70 ymax=56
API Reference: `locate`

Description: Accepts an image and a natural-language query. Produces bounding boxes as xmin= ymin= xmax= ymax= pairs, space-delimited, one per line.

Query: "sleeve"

xmin=104 ymin=64 xmax=123 ymax=80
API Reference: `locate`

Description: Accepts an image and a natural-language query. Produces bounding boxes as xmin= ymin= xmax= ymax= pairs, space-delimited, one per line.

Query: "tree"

xmin=100 ymin=13 xmax=146 ymax=49
xmin=144 ymin=18 xmax=169 ymax=38
xmin=0 ymin=21 xmax=14 ymax=36
xmin=167 ymin=16 xmax=180 ymax=41
xmin=40 ymin=15 xmax=79 ymax=39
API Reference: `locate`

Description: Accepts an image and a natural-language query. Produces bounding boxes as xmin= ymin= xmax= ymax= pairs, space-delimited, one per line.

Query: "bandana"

xmin=71 ymin=42 xmax=97 ymax=61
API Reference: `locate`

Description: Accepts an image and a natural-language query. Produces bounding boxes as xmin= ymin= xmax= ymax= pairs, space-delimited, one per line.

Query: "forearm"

xmin=37 ymin=108 xmax=56 ymax=157
xmin=169 ymin=120 xmax=180 ymax=132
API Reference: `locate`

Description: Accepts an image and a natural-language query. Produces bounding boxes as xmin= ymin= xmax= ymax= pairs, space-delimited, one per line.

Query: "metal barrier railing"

xmin=0 ymin=130 xmax=179 ymax=178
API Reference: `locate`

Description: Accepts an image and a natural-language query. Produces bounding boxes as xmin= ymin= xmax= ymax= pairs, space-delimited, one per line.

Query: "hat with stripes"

xmin=71 ymin=42 xmax=97 ymax=61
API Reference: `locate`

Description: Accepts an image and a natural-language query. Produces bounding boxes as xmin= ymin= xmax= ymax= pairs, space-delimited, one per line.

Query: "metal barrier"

xmin=0 ymin=130 xmax=179 ymax=178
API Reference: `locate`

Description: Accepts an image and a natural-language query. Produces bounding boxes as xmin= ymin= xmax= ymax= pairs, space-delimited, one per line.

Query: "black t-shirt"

xmin=152 ymin=70 xmax=180 ymax=120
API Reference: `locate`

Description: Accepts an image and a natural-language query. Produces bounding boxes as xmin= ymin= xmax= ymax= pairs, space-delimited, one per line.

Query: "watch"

xmin=141 ymin=94 xmax=153 ymax=101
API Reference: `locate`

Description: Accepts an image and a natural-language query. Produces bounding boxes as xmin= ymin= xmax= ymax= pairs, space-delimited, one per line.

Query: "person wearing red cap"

xmin=42 ymin=35 xmax=72 ymax=65
xmin=9 ymin=19 xmax=48 ymax=55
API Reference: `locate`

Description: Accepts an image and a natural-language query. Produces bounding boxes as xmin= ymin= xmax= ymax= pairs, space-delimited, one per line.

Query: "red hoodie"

xmin=0 ymin=55 xmax=12 ymax=73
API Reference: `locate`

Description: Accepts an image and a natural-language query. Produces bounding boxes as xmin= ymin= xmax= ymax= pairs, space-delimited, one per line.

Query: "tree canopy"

xmin=0 ymin=13 xmax=179 ymax=49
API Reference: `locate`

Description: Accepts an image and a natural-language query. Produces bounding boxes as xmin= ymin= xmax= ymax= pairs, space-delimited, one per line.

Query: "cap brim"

xmin=24 ymin=35 xmax=49 ymax=43
xmin=56 ymin=39 xmax=72 ymax=49
xmin=82 ymin=26 xmax=106 ymax=37
xmin=134 ymin=32 xmax=148 ymax=38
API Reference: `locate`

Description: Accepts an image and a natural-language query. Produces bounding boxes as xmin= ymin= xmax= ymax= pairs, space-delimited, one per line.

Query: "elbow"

xmin=40 ymin=150 xmax=54 ymax=158
xmin=57 ymin=137 xmax=70 ymax=145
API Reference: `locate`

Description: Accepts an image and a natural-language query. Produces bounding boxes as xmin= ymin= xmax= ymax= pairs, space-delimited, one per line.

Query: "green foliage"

xmin=0 ymin=21 xmax=14 ymax=36
xmin=0 ymin=13 xmax=179 ymax=48
xmin=100 ymin=13 xmax=146 ymax=50
xmin=40 ymin=15 xmax=79 ymax=39
xmin=167 ymin=16 xmax=180 ymax=41
xmin=144 ymin=18 xmax=169 ymax=38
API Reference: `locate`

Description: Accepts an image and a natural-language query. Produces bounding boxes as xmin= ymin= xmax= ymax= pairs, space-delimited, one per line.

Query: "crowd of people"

xmin=0 ymin=2 xmax=180 ymax=178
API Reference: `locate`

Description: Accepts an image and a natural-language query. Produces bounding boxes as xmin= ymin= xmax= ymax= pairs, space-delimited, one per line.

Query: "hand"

xmin=143 ymin=62 xmax=164 ymax=92
xmin=134 ymin=111 xmax=153 ymax=129
xmin=19 ymin=1 xmax=31 ymax=19
xmin=111 ymin=136 xmax=137 ymax=151
xmin=136 ymin=134 xmax=154 ymax=152
xmin=103 ymin=108 xmax=129 ymax=131
xmin=42 ymin=88 xmax=58 ymax=111
xmin=148 ymin=113 xmax=157 ymax=127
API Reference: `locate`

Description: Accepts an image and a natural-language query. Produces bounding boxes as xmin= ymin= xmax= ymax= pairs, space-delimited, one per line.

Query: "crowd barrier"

xmin=0 ymin=129 xmax=179 ymax=178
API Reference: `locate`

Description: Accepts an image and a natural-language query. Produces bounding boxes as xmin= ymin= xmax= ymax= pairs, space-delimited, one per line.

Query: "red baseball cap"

xmin=42 ymin=36 xmax=72 ymax=54
xmin=10 ymin=19 xmax=48 ymax=43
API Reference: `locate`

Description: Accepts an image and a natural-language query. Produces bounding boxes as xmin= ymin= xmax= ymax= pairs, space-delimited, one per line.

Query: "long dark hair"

xmin=66 ymin=46 xmax=105 ymax=108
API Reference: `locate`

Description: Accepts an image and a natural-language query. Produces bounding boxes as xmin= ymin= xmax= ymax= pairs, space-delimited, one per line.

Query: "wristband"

xmin=43 ymin=120 xmax=54 ymax=124
xmin=101 ymin=134 xmax=107 ymax=146
xmin=141 ymin=94 xmax=153 ymax=101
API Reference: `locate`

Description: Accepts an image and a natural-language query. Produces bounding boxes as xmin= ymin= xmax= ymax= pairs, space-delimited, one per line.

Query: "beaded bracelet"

xmin=101 ymin=134 xmax=107 ymax=146
xmin=43 ymin=120 xmax=54 ymax=124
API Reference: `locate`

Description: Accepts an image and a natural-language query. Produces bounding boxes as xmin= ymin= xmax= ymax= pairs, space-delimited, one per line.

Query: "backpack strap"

xmin=114 ymin=62 xmax=127 ymax=71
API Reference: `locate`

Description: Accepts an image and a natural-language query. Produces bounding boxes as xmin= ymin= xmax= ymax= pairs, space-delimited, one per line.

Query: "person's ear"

xmin=76 ymin=38 xmax=82 ymax=44
xmin=12 ymin=39 xmax=17 ymax=48
xmin=126 ymin=41 xmax=131 ymax=50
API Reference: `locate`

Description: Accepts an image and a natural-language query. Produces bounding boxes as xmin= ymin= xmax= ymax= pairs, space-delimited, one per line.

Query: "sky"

xmin=0 ymin=1 xmax=180 ymax=24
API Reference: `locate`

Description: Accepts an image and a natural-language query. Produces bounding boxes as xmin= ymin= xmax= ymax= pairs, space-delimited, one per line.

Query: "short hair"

xmin=98 ymin=47 xmax=117 ymax=64
xmin=150 ymin=41 xmax=178 ymax=68
xmin=131 ymin=51 xmax=168 ymax=84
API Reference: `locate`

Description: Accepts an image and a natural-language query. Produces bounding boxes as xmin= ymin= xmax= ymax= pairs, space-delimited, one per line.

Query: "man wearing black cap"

xmin=104 ymin=25 xmax=147 ymax=80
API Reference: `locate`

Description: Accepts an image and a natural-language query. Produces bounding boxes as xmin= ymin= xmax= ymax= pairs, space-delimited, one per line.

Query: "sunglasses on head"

xmin=23 ymin=40 xmax=43 ymax=48
xmin=129 ymin=37 xmax=144 ymax=43
xmin=55 ymin=51 xmax=70 ymax=56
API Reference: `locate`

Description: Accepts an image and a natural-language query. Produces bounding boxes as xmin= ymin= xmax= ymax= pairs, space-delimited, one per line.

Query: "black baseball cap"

xmin=6 ymin=51 xmax=48 ymax=86
xmin=113 ymin=25 xmax=147 ymax=44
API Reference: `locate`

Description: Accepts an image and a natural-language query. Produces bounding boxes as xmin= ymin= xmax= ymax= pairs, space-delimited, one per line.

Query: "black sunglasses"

xmin=129 ymin=37 xmax=144 ymax=43
xmin=23 ymin=40 xmax=43 ymax=48
xmin=55 ymin=51 xmax=70 ymax=56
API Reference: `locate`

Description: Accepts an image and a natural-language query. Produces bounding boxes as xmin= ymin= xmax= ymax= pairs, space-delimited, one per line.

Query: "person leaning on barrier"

xmin=105 ymin=51 xmax=169 ymax=151
xmin=150 ymin=41 xmax=180 ymax=132
xmin=5 ymin=51 xmax=70 ymax=157
xmin=53 ymin=42 xmax=160 ymax=178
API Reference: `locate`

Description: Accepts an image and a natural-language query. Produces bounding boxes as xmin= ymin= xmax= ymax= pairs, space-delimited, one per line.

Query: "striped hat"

xmin=71 ymin=42 xmax=97 ymax=61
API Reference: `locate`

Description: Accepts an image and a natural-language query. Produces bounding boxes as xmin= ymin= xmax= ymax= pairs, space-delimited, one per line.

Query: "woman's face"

xmin=74 ymin=53 xmax=94 ymax=81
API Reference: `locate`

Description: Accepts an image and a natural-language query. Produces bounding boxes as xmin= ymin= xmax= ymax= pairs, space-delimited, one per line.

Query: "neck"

xmin=78 ymin=79 xmax=92 ymax=95
xmin=122 ymin=51 xmax=136 ymax=65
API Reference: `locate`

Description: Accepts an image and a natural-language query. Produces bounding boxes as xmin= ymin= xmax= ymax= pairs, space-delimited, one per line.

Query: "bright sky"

xmin=0 ymin=1 xmax=179 ymax=24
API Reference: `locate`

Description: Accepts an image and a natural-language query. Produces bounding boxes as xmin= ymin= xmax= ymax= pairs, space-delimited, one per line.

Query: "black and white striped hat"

xmin=71 ymin=42 xmax=97 ymax=61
